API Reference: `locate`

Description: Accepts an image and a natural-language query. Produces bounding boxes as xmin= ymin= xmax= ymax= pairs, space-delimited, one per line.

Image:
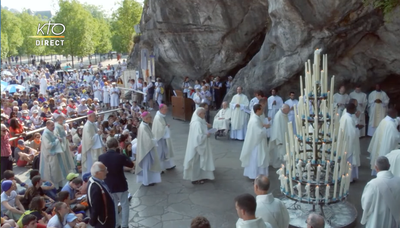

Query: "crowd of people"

xmin=1 ymin=56 xmax=400 ymax=228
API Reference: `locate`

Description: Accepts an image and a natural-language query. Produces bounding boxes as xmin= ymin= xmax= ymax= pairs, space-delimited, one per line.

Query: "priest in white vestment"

xmin=136 ymin=112 xmax=162 ymax=186
xmin=240 ymin=104 xmax=270 ymax=179
xmin=93 ymin=80 xmax=102 ymax=102
xmin=39 ymin=121 xmax=65 ymax=188
xmin=349 ymin=86 xmax=367 ymax=137
xmin=367 ymin=84 xmax=390 ymax=136
xmin=368 ymin=109 xmax=400 ymax=176
xmin=81 ymin=110 xmax=105 ymax=173
xmin=333 ymin=85 xmax=350 ymax=117
xmin=284 ymin=92 xmax=299 ymax=134
xmin=152 ymin=104 xmax=175 ymax=171
xmin=213 ymin=101 xmax=231 ymax=133
xmin=235 ymin=193 xmax=273 ymax=228
xmin=110 ymin=82 xmax=120 ymax=108
xmin=53 ymin=113 xmax=75 ymax=178
xmin=267 ymin=89 xmax=283 ymax=125
xmin=269 ymin=104 xmax=290 ymax=168
xmin=183 ymin=108 xmax=215 ymax=184
xmin=39 ymin=76 xmax=47 ymax=95
xmin=254 ymin=175 xmax=290 ymax=228
xmin=386 ymin=149 xmax=400 ymax=177
xmin=229 ymin=87 xmax=250 ymax=140
xmin=361 ymin=156 xmax=400 ymax=228
xmin=339 ymin=103 xmax=361 ymax=181
xmin=249 ymin=90 xmax=264 ymax=112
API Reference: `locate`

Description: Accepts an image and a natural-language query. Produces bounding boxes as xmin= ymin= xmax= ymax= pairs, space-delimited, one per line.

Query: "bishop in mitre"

xmin=386 ymin=149 xmax=400 ymax=177
xmin=152 ymin=104 xmax=175 ymax=171
xmin=81 ymin=110 xmax=105 ymax=173
xmin=361 ymin=156 xmax=400 ymax=228
xmin=213 ymin=101 xmax=231 ymax=135
xmin=53 ymin=113 xmax=75 ymax=177
xmin=229 ymin=86 xmax=249 ymax=140
xmin=367 ymin=84 xmax=390 ymax=136
xmin=368 ymin=108 xmax=400 ymax=176
xmin=339 ymin=103 xmax=361 ymax=181
xmin=349 ymin=85 xmax=367 ymax=137
xmin=240 ymin=104 xmax=270 ymax=179
xmin=136 ymin=112 xmax=162 ymax=186
xmin=333 ymin=85 xmax=350 ymax=117
xmin=269 ymin=104 xmax=290 ymax=168
xmin=183 ymin=108 xmax=215 ymax=184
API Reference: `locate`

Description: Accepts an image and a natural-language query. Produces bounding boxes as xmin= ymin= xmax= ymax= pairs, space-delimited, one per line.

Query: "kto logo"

xmin=30 ymin=22 xmax=65 ymax=46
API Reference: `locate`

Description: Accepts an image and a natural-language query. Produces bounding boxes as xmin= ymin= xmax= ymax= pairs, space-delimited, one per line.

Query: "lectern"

xmin=171 ymin=90 xmax=194 ymax=121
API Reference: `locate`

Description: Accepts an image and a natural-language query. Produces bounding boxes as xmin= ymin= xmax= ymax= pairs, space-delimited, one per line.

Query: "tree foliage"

xmin=1 ymin=32 xmax=9 ymax=59
xmin=111 ymin=0 xmax=143 ymax=53
xmin=16 ymin=12 xmax=46 ymax=56
xmin=1 ymin=9 xmax=24 ymax=57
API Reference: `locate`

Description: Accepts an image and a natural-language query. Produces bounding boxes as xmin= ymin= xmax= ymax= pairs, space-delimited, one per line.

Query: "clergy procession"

xmin=1 ymin=55 xmax=400 ymax=228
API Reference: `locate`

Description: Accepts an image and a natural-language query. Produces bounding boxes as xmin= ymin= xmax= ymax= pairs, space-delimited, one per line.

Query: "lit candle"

xmin=306 ymin=161 xmax=311 ymax=183
xmin=297 ymin=182 xmax=302 ymax=199
xmin=306 ymin=183 xmax=311 ymax=201
xmin=284 ymin=176 xmax=289 ymax=193
xmin=325 ymin=161 xmax=330 ymax=183
xmin=339 ymin=174 xmax=345 ymax=198
xmin=316 ymin=165 xmax=321 ymax=185
xmin=315 ymin=186 xmax=320 ymax=204
xmin=345 ymin=173 xmax=351 ymax=194
xmin=325 ymin=184 xmax=330 ymax=204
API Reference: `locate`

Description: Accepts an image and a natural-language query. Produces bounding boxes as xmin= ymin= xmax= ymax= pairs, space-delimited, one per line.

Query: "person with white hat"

xmin=93 ymin=80 xmax=102 ymax=103
xmin=31 ymin=110 xmax=43 ymax=129
xmin=102 ymin=82 xmax=111 ymax=109
xmin=110 ymin=82 xmax=120 ymax=109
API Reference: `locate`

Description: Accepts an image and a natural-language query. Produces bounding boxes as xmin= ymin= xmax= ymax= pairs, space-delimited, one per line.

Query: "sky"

xmin=1 ymin=0 xmax=144 ymax=16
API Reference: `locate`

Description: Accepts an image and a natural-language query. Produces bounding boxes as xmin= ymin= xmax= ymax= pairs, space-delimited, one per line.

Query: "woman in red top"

xmin=9 ymin=117 xmax=25 ymax=156
xmin=1 ymin=124 xmax=13 ymax=178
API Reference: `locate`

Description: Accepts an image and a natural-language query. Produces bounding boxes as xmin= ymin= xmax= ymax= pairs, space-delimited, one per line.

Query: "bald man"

xmin=306 ymin=213 xmax=325 ymax=228
xmin=254 ymin=175 xmax=289 ymax=228
xmin=213 ymin=101 xmax=231 ymax=135
xmin=269 ymin=104 xmax=290 ymax=167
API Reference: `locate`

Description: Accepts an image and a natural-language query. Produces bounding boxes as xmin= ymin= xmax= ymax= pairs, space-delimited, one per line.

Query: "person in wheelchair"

xmin=212 ymin=101 xmax=231 ymax=137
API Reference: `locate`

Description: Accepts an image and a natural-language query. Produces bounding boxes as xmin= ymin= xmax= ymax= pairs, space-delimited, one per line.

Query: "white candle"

xmin=306 ymin=183 xmax=311 ymax=201
xmin=320 ymin=70 xmax=324 ymax=94
xmin=280 ymin=174 xmax=285 ymax=190
xmin=289 ymin=168 xmax=294 ymax=196
xmin=322 ymin=143 xmax=326 ymax=161
xmin=325 ymin=161 xmax=330 ymax=183
xmin=306 ymin=161 xmax=311 ymax=183
xmin=325 ymin=184 xmax=330 ymax=204
xmin=282 ymin=165 xmax=285 ymax=176
xmin=297 ymin=183 xmax=302 ymax=199
xmin=316 ymin=165 xmax=321 ymax=185
xmin=330 ymin=76 xmax=335 ymax=106
xmin=345 ymin=173 xmax=350 ymax=194
xmin=295 ymin=139 xmax=299 ymax=161
xmin=305 ymin=118 xmax=309 ymax=140
xmin=339 ymin=174 xmax=345 ymax=198
xmin=333 ymin=163 xmax=339 ymax=199
xmin=300 ymin=76 xmax=304 ymax=97
xmin=315 ymin=186 xmax=320 ymax=204
xmin=284 ymin=176 xmax=289 ymax=193
xmin=302 ymin=128 xmax=307 ymax=161
xmin=297 ymin=160 xmax=303 ymax=180
xmin=288 ymin=122 xmax=294 ymax=152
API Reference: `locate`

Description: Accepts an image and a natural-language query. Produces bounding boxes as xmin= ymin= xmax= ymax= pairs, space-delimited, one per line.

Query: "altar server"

xmin=240 ymin=104 xmax=270 ymax=179
xmin=361 ymin=156 xmax=400 ymax=228
xmin=81 ymin=111 xmax=104 ymax=173
xmin=368 ymin=108 xmax=400 ymax=176
xmin=249 ymin=90 xmax=264 ymax=113
xmin=349 ymin=85 xmax=367 ymax=137
xmin=267 ymin=89 xmax=283 ymax=125
xmin=339 ymin=103 xmax=360 ymax=181
xmin=213 ymin=101 xmax=231 ymax=133
xmin=284 ymin=92 xmax=299 ymax=134
xmin=367 ymin=84 xmax=389 ymax=136
xmin=254 ymin=175 xmax=289 ymax=228
xmin=136 ymin=112 xmax=162 ymax=186
xmin=152 ymin=104 xmax=175 ymax=171
xmin=269 ymin=104 xmax=290 ymax=168
xmin=183 ymin=108 xmax=215 ymax=184
xmin=110 ymin=82 xmax=120 ymax=109
xmin=386 ymin=149 xmax=400 ymax=177
xmin=333 ymin=85 xmax=350 ymax=117
xmin=229 ymin=86 xmax=249 ymax=140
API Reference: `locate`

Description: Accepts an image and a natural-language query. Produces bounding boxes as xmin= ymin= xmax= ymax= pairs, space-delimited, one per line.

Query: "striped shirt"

xmin=1 ymin=132 xmax=12 ymax=157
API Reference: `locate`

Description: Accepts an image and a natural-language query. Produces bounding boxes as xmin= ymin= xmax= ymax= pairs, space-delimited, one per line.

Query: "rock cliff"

xmin=129 ymin=0 xmax=400 ymax=108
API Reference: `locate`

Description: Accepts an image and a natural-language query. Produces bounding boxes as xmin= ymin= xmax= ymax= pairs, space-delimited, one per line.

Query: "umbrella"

xmin=5 ymin=84 xmax=26 ymax=93
xmin=1 ymin=70 xmax=13 ymax=76
xmin=1 ymin=81 xmax=8 ymax=92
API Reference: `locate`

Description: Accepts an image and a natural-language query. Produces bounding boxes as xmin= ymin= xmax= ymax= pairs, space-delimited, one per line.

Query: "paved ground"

xmin=15 ymin=109 xmax=373 ymax=228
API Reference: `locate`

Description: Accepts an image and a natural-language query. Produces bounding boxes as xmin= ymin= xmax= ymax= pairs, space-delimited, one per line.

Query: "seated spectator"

xmin=122 ymin=143 xmax=135 ymax=173
xmin=26 ymin=170 xmax=57 ymax=200
xmin=22 ymin=176 xmax=54 ymax=209
xmin=14 ymin=139 xmax=39 ymax=167
xmin=47 ymin=202 xmax=69 ymax=228
xmin=80 ymin=173 xmax=91 ymax=195
xmin=191 ymin=216 xmax=211 ymax=228
xmin=0 ymin=216 xmax=16 ymax=228
xmin=0 ymin=180 xmax=25 ymax=220
xmin=20 ymin=214 xmax=37 ymax=228
xmin=17 ymin=196 xmax=50 ymax=228
xmin=61 ymin=173 xmax=83 ymax=204
xmin=65 ymin=213 xmax=87 ymax=228
xmin=27 ymin=133 xmax=41 ymax=152
xmin=1 ymin=170 xmax=27 ymax=195
xmin=57 ymin=192 xmax=86 ymax=222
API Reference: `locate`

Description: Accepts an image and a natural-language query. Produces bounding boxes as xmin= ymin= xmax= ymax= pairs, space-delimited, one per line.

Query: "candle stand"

xmin=278 ymin=50 xmax=357 ymax=227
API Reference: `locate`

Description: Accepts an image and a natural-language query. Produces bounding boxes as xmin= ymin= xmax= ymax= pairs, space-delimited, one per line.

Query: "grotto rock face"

xmin=130 ymin=0 xmax=400 ymax=108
